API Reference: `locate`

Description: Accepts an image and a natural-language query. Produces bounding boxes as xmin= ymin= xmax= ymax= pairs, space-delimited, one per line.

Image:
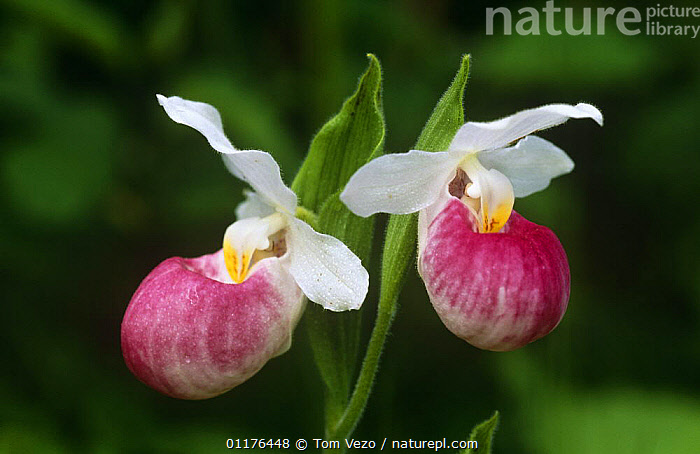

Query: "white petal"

xmin=340 ymin=150 xmax=461 ymax=217
xmin=449 ymin=103 xmax=603 ymax=153
xmin=221 ymin=151 xmax=297 ymax=215
xmin=156 ymin=94 xmax=236 ymax=155
xmin=286 ymin=217 xmax=369 ymax=312
xmin=235 ymin=190 xmax=276 ymax=220
xmin=478 ymin=136 xmax=574 ymax=198
xmin=417 ymin=186 xmax=452 ymax=260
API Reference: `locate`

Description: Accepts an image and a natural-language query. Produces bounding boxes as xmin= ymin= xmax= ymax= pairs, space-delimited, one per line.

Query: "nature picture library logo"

xmin=486 ymin=1 xmax=700 ymax=38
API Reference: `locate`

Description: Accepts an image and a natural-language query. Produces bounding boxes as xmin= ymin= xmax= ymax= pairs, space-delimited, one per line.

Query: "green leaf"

xmin=380 ymin=53 xmax=470 ymax=294
xmin=330 ymin=54 xmax=471 ymax=441
xmin=415 ymin=54 xmax=471 ymax=152
xmin=308 ymin=192 xmax=375 ymax=428
xmin=463 ymin=411 xmax=499 ymax=454
xmin=292 ymin=54 xmax=384 ymax=212
xmin=297 ymin=55 xmax=385 ymax=434
xmin=319 ymin=191 xmax=374 ymax=265
xmin=304 ymin=301 xmax=362 ymax=428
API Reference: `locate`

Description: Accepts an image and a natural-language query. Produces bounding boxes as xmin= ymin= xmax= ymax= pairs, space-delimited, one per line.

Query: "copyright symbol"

xmin=295 ymin=439 xmax=307 ymax=450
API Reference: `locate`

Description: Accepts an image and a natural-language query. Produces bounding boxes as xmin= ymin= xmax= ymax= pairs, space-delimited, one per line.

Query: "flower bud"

xmin=121 ymin=250 xmax=304 ymax=399
xmin=419 ymin=199 xmax=569 ymax=351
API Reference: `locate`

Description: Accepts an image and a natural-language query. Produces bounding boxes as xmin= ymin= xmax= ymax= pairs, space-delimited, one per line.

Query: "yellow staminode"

xmin=459 ymin=155 xmax=514 ymax=234
xmin=223 ymin=241 xmax=253 ymax=283
xmin=222 ymin=213 xmax=287 ymax=283
xmin=480 ymin=197 xmax=512 ymax=233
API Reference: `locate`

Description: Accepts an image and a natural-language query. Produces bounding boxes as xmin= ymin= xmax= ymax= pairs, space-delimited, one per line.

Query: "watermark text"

xmin=486 ymin=1 xmax=700 ymax=38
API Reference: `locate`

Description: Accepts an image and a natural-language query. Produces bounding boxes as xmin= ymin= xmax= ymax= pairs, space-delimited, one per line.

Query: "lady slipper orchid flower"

xmin=341 ymin=103 xmax=602 ymax=351
xmin=121 ymin=95 xmax=369 ymax=399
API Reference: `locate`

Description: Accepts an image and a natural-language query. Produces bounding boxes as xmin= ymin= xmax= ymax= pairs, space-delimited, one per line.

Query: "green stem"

xmin=328 ymin=213 xmax=417 ymax=442
xmin=329 ymin=287 xmax=399 ymax=441
xmin=295 ymin=206 xmax=319 ymax=229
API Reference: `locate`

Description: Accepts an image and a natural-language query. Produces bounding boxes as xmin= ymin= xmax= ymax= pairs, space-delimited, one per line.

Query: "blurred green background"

xmin=2 ymin=0 xmax=700 ymax=452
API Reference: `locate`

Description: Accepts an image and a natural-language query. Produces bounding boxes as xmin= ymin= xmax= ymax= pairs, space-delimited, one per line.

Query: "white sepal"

xmin=340 ymin=150 xmax=460 ymax=217
xmin=477 ymin=135 xmax=575 ymax=198
xmin=156 ymin=95 xmax=236 ymax=155
xmin=449 ymin=103 xmax=603 ymax=153
xmin=285 ymin=217 xmax=369 ymax=312
xmin=235 ymin=190 xmax=276 ymax=220
xmin=157 ymin=95 xmax=297 ymax=214
xmin=221 ymin=151 xmax=297 ymax=214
